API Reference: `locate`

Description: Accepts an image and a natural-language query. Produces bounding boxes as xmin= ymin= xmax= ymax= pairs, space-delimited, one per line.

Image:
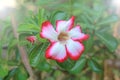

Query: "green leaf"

xmin=52 ymin=11 xmax=67 ymax=20
xmin=84 ymin=34 xmax=93 ymax=53
xmin=38 ymin=8 xmax=46 ymax=26
xmin=80 ymin=15 xmax=90 ymax=24
xmin=50 ymin=11 xmax=67 ymax=26
xmin=0 ymin=40 xmax=2 ymax=57
xmin=57 ymin=59 xmax=74 ymax=71
xmin=70 ymin=58 xmax=87 ymax=74
xmin=19 ymin=40 xmax=29 ymax=46
xmin=18 ymin=24 xmax=39 ymax=33
xmin=29 ymin=44 xmax=41 ymax=67
xmin=96 ymin=26 xmax=111 ymax=32
xmin=88 ymin=58 xmax=102 ymax=73
xmin=18 ymin=33 xmax=32 ymax=46
xmin=8 ymin=39 xmax=18 ymax=54
xmin=0 ymin=65 xmax=8 ymax=79
xmin=36 ymin=33 xmax=47 ymax=43
xmin=96 ymin=31 xmax=118 ymax=52
xmin=29 ymin=43 xmax=49 ymax=67
xmin=94 ymin=8 xmax=104 ymax=22
xmin=19 ymin=33 xmax=32 ymax=40
xmin=83 ymin=13 xmax=93 ymax=24
xmin=97 ymin=15 xmax=118 ymax=26
xmin=4 ymin=68 xmax=18 ymax=80
xmin=26 ymin=15 xmax=38 ymax=26
xmin=36 ymin=62 xmax=51 ymax=71
xmin=7 ymin=60 xmax=19 ymax=66
xmin=14 ymin=67 xmax=28 ymax=80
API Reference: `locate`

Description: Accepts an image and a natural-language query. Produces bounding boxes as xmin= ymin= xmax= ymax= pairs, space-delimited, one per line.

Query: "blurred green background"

xmin=0 ymin=0 xmax=120 ymax=80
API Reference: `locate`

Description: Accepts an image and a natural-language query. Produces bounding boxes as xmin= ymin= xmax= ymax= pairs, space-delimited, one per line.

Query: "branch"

xmin=11 ymin=15 xmax=37 ymax=80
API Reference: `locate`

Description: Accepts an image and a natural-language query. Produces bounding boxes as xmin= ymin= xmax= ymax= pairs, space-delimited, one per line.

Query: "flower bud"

xmin=26 ymin=36 xmax=36 ymax=44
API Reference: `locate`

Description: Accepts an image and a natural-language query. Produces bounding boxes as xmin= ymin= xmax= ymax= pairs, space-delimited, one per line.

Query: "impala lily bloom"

xmin=40 ymin=16 xmax=89 ymax=62
xmin=26 ymin=36 xmax=36 ymax=44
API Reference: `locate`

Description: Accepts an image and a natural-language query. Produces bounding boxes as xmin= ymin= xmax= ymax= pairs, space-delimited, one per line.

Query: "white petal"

xmin=68 ymin=25 xmax=89 ymax=41
xmin=40 ymin=21 xmax=58 ymax=42
xmin=46 ymin=42 xmax=67 ymax=62
xmin=66 ymin=39 xmax=84 ymax=60
xmin=56 ymin=16 xmax=75 ymax=32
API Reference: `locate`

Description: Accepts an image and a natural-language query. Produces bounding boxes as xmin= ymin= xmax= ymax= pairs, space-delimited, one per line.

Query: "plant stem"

xmin=11 ymin=15 xmax=37 ymax=80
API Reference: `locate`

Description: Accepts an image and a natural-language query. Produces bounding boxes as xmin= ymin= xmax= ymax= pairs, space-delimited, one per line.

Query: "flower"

xmin=40 ymin=16 xmax=89 ymax=62
xmin=26 ymin=36 xmax=36 ymax=44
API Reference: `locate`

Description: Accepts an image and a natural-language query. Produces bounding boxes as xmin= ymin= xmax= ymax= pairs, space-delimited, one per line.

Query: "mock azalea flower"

xmin=40 ymin=16 xmax=89 ymax=62
xmin=26 ymin=36 xmax=36 ymax=44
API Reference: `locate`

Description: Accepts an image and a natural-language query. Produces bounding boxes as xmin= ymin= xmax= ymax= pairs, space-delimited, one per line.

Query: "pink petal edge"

xmin=40 ymin=21 xmax=58 ymax=43
xmin=45 ymin=42 xmax=68 ymax=63
xmin=66 ymin=41 xmax=84 ymax=60
xmin=69 ymin=25 xmax=89 ymax=42
xmin=56 ymin=16 xmax=75 ymax=32
xmin=26 ymin=36 xmax=36 ymax=44
xmin=40 ymin=21 xmax=52 ymax=38
xmin=79 ymin=34 xmax=89 ymax=42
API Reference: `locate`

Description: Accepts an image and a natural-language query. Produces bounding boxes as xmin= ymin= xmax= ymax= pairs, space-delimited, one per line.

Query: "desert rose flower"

xmin=26 ymin=36 xmax=36 ymax=44
xmin=40 ymin=16 xmax=89 ymax=62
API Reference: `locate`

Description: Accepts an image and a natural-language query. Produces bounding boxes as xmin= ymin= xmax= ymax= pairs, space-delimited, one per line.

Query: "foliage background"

xmin=0 ymin=0 xmax=120 ymax=80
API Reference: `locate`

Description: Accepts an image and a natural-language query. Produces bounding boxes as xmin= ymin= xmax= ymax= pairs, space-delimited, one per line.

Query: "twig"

xmin=11 ymin=15 xmax=36 ymax=80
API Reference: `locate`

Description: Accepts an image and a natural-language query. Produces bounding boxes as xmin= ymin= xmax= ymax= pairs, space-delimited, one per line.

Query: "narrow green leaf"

xmin=7 ymin=60 xmax=19 ymax=66
xmin=38 ymin=8 xmax=46 ymax=26
xmin=18 ymin=33 xmax=32 ymax=46
xmin=0 ymin=40 xmax=2 ymax=58
xmin=26 ymin=16 xmax=39 ymax=26
xmin=97 ymin=15 xmax=118 ymax=26
xmin=36 ymin=62 xmax=51 ymax=71
xmin=96 ymin=26 xmax=111 ymax=32
xmin=94 ymin=8 xmax=104 ymax=23
xmin=50 ymin=11 xmax=67 ymax=26
xmin=4 ymin=68 xmax=18 ymax=80
xmin=70 ymin=58 xmax=87 ymax=74
xmin=53 ymin=11 xmax=67 ymax=20
xmin=36 ymin=33 xmax=47 ymax=43
xmin=29 ymin=44 xmax=41 ymax=67
xmin=29 ymin=43 xmax=49 ymax=67
xmin=84 ymin=34 xmax=93 ymax=53
xmin=88 ymin=59 xmax=102 ymax=73
xmin=84 ymin=13 xmax=93 ymax=24
xmin=57 ymin=59 xmax=74 ymax=71
xmin=14 ymin=67 xmax=28 ymax=80
xmin=96 ymin=32 xmax=118 ymax=52
xmin=19 ymin=41 xmax=29 ymax=46
xmin=80 ymin=15 xmax=90 ymax=24
xmin=0 ymin=65 xmax=8 ymax=79
xmin=8 ymin=39 xmax=18 ymax=54
xmin=18 ymin=24 xmax=39 ymax=33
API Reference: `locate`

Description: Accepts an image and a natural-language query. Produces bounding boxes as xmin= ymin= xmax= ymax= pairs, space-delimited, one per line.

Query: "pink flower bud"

xmin=26 ymin=36 xmax=36 ymax=44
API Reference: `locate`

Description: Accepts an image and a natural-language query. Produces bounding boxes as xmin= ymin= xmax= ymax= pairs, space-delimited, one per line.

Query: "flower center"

xmin=58 ymin=32 xmax=69 ymax=42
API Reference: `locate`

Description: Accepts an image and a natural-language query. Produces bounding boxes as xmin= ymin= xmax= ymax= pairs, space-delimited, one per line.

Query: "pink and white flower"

xmin=26 ymin=36 xmax=36 ymax=44
xmin=40 ymin=16 xmax=89 ymax=62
